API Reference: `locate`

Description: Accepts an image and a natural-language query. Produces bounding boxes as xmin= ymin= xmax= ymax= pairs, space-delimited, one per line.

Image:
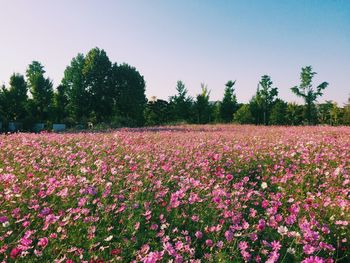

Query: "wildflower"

xmin=0 ymin=216 xmax=8 ymax=223
xmin=271 ymin=240 xmax=281 ymax=251
xmin=287 ymin=247 xmax=296 ymax=255
xmin=195 ymin=231 xmax=203 ymax=239
xmin=303 ymin=244 xmax=316 ymax=255
xmin=277 ymin=226 xmax=288 ymax=236
xmin=224 ymin=230 xmax=233 ymax=242
xmin=104 ymin=235 xmax=113 ymax=242
xmin=205 ymin=239 xmax=213 ymax=247
xmin=37 ymin=237 xmax=49 ymax=249
xmin=261 ymin=182 xmax=268 ymax=189
xmin=302 ymin=256 xmax=325 ymax=263
xmin=10 ymin=247 xmax=22 ymax=259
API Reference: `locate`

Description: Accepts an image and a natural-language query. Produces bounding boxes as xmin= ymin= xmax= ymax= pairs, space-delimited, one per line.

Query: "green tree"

xmin=318 ymin=101 xmax=333 ymax=125
xmin=269 ymin=99 xmax=288 ymax=125
xmin=234 ymin=104 xmax=253 ymax=124
xmin=169 ymin=81 xmax=193 ymax=123
xmin=62 ymin=53 xmax=89 ymax=122
xmin=0 ymin=74 xmax=28 ymax=121
xmin=26 ymin=61 xmax=53 ymax=122
xmin=220 ymin=80 xmax=238 ymax=123
xmin=144 ymin=98 xmax=171 ymax=126
xmin=286 ymin=102 xmax=304 ymax=125
xmin=291 ymin=66 xmax=328 ymax=124
xmin=83 ymin=47 xmax=113 ymax=122
xmin=53 ymin=85 xmax=68 ymax=123
xmin=342 ymin=95 xmax=350 ymax=125
xmin=112 ymin=63 xmax=147 ymax=126
xmin=194 ymin=83 xmax=211 ymax=124
xmin=249 ymin=93 xmax=264 ymax=125
xmin=257 ymin=75 xmax=278 ymax=125
xmin=330 ymin=102 xmax=340 ymax=126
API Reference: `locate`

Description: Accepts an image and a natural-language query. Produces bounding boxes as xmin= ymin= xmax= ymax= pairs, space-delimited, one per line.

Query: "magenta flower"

xmin=302 ymin=256 xmax=325 ymax=263
xmin=37 ymin=237 xmax=48 ymax=249
xmin=0 ymin=216 xmax=8 ymax=223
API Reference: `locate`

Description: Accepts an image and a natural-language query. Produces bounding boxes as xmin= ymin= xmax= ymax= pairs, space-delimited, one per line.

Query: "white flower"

xmin=277 ymin=226 xmax=288 ymax=236
xmin=287 ymin=247 xmax=295 ymax=254
xmin=104 ymin=235 xmax=113 ymax=242
xmin=261 ymin=182 xmax=268 ymax=189
xmin=2 ymin=221 xmax=10 ymax=228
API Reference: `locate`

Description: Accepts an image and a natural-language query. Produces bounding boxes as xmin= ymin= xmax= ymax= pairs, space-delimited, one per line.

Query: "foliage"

xmin=62 ymin=53 xmax=89 ymax=122
xmin=0 ymin=73 xmax=28 ymax=121
xmin=112 ymin=63 xmax=147 ymax=126
xmin=234 ymin=104 xmax=254 ymax=124
xmin=269 ymin=99 xmax=288 ymax=125
xmin=291 ymin=66 xmax=328 ymax=124
xmin=252 ymin=75 xmax=278 ymax=125
xmin=194 ymin=83 xmax=211 ymax=124
xmin=26 ymin=61 xmax=54 ymax=122
xmin=144 ymin=99 xmax=171 ymax=126
xmin=220 ymin=80 xmax=238 ymax=123
xmin=169 ymin=81 xmax=193 ymax=123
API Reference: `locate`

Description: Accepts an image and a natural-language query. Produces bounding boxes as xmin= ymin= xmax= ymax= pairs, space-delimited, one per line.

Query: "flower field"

xmin=0 ymin=125 xmax=349 ymax=262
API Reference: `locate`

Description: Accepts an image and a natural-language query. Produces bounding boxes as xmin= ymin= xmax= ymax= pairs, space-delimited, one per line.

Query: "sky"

xmin=0 ymin=0 xmax=349 ymax=104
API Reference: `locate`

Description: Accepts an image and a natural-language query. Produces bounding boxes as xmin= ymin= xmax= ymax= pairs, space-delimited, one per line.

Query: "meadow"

xmin=0 ymin=125 xmax=349 ymax=262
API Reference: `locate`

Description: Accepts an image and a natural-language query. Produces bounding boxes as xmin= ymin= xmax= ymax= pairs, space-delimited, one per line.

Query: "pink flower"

xmin=38 ymin=237 xmax=49 ymax=249
xmin=257 ymin=219 xmax=266 ymax=231
xmin=10 ymin=247 xmax=22 ymax=259
xmin=205 ymin=239 xmax=213 ymax=247
xmin=302 ymin=256 xmax=325 ymax=263
xmin=225 ymin=230 xmax=233 ymax=242
xmin=226 ymin=174 xmax=233 ymax=181
xmin=238 ymin=241 xmax=249 ymax=251
xmin=0 ymin=216 xmax=8 ymax=223
xmin=262 ymin=200 xmax=269 ymax=208
xmin=271 ymin=240 xmax=281 ymax=251
xmin=195 ymin=231 xmax=203 ymax=239
xmin=303 ymin=244 xmax=316 ymax=255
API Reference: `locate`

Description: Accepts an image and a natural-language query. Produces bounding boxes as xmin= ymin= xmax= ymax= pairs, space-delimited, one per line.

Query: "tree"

xmin=257 ymin=75 xmax=278 ymax=125
xmin=330 ymin=102 xmax=340 ymax=126
xmin=83 ymin=47 xmax=113 ymax=122
xmin=291 ymin=66 xmax=328 ymax=125
xmin=249 ymin=93 xmax=264 ymax=125
xmin=112 ymin=63 xmax=147 ymax=126
xmin=194 ymin=83 xmax=211 ymax=124
xmin=62 ymin=53 xmax=89 ymax=122
xmin=169 ymin=81 xmax=193 ymax=123
xmin=53 ymin=85 xmax=68 ymax=123
xmin=318 ymin=101 xmax=333 ymax=125
xmin=26 ymin=61 xmax=53 ymax=122
xmin=234 ymin=104 xmax=254 ymax=124
xmin=342 ymin=95 xmax=350 ymax=125
xmin=0 ymin=74 xmax=28 ymax=121
xmin=220 ymin=80 xmax=238 ymax=123
xmin=269 ymin=99 xmax=288 ymax=125
xmin=286 ymin=102 xmax=304 ymax=125
xmin=144 ymin=99 xmax=171 ymax=126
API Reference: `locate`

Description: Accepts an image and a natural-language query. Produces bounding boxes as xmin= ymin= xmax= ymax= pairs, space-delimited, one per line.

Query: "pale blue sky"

xmin=0 ymin=0 xmax=349 ymax=104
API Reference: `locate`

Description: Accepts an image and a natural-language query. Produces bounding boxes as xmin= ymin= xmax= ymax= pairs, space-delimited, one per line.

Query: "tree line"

xmin=145 ymin=66 xmax=350 ymax=126
xmin=0 ymin=47 xmax=349 ymax=131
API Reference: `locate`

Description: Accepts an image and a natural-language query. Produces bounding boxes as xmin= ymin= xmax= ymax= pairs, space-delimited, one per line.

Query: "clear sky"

xmin=0 ymin=0 xmax=349 ymax=104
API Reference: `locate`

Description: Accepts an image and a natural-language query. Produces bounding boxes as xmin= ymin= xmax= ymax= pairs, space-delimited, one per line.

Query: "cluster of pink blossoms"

xmin=0 ymin=125 xmax=349 ymax=262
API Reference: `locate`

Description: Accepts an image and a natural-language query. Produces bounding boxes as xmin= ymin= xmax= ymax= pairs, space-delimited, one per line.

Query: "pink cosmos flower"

xmin=303 ymin=244 xmax=316 ymax=255
xmin=10 ymin=247 xmax=21 ymax=259
xmin=195 ymin=231 xmax=203 ymax=239
xmin=37 ymin=237 xmax=48 ymax=249
xmin=205 ymin=239 xmax=213 ymax=247
xmin=301 ymin=256 xmax=325 ymax=263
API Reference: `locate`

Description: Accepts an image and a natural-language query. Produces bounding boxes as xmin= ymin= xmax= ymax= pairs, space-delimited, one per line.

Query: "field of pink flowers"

xmin=0 ymin=125 xmax=349 ymax=262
